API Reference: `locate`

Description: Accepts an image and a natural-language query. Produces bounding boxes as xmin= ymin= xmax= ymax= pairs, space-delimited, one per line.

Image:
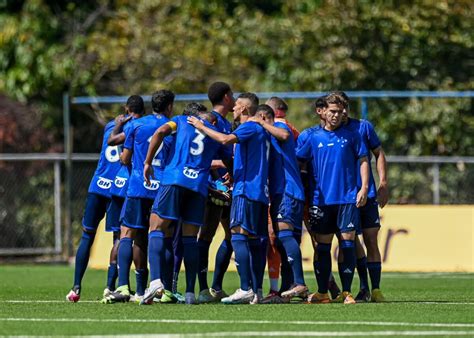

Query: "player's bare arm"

xmin=108 ymin=114 xmax=132 ymax=146
xmin=143 ymin=123 xmax=173 ymax=185
xmin=120 ymin=148 xmax=132 ymax=166
xmin=187 ymin=116 xmax=238 ymax=145
xmin=372 ymin=146 xmax=388 ymax=208
xmin=257 ymin=117 xmax=290 ymax=142
xmin=356 ymin=156 xmax=369 ymax=208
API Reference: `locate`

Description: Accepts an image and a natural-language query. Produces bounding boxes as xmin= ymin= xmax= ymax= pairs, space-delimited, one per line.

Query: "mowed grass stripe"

xmin=1 ymin=318 xmax=473 ymax=328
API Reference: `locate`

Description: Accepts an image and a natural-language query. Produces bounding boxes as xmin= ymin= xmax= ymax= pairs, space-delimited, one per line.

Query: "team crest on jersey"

xmin=97 ymin=177 xmax=113 ymax=189
xmin=105 ymin=146 xmax=120 ymax=162
xmin=144 ymin=180 xmax=160 ymax=190
xmin=114 ymin=176 xmax=127 ymax=188
xmin=183 ymin=167 xmax=199 ymax=179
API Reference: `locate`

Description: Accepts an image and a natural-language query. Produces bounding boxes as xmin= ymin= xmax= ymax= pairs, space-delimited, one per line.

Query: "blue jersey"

xmin=296 ymin=125 xmax=321 ymax=201
xmin=161 ymin=115 xmax=225 ymax=196
xmin=232 ymin=121 xmax=271 ymax=204
xmin=211 ymin=111 xmax=233 ymax=178
xmin=88 ymin=120 xmax=122 ymax=197
xmin=296 ymin=126 xmax=368 ymax=206
xmin=344 ymin=118 xmax=381 ymax=199
xmin=110 ymin=120 xmax=135 ymax=198
xmin=125 ymin=114 xmax=173 ymax=199
xmin=268 ymin=122 xmax=305 ymax=201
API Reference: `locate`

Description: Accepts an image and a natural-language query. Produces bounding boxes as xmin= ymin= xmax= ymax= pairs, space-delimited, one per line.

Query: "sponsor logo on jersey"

xmin=97 ymin=177 xmax=113 ymax=189
xmin=114 ymin=176 xmax=127 ymax=188
xmin=144 ymin=179 xmax=160 ymax=190
xmin=183 ymin=167 xmax=199 ymax=179
xmin=328 ymin=143 xmax=334 ymax=147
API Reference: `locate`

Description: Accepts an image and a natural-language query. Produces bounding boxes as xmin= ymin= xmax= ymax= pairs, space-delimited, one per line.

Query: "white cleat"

xmin=103 ymin=287 xmax=112 ymax=298
xmin=130 ymin=294 xmax=144 ymax=303
xmin=140 ymin=279 xmax=164 ymax=305
xmin=221 ymin=288 xmax=255 ymax=304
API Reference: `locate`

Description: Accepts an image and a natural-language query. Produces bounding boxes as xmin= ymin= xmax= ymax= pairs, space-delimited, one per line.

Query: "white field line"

xmin=81 ymin=332 xmax=474 ymax=337
xmin=2 ymin=300 xmax=474 ymax=305
xmin=0 ymin=318 xmax=473 ymax=328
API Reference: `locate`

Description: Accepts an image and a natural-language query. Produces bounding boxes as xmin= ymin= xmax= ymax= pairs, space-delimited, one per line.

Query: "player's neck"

xmin=324 ymin=124 xmax=341 ymax=132
xmin=213 ymin=105 xmax=228 ymax=118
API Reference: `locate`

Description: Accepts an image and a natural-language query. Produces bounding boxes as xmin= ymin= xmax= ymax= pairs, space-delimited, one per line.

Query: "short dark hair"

xmin=313 ymin=96 xmax=328 ymax=110
xmin=324 ymin=92 xmax=345 ymax=106
xmin=238 ymin=92 xmax=259 ymax=116
xmin=331 ymin=91 xmax=349 ymax=108
xmin=151 ymin=89 xmax=175 ymax=113
xmin=266 ymin=96 xmax=288 ymax=111
xmin=208 ymin=82 xmax=231 ymax=105
xmin=256 ymin=104 xmax=274 ymax=119
xmin=183 ymin=102 xmax=207 ymax=116
xmin=126 ymin=95 xmax=145 ymax=114
xmin=199 ymin=111 xmax=217 ymax=124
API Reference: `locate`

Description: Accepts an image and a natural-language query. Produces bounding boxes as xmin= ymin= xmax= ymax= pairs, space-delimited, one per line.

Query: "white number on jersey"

xmin=148 ymin=137 xmax=164 ymax=166
xmin=190 ymin=130 xmax=206 ymax=156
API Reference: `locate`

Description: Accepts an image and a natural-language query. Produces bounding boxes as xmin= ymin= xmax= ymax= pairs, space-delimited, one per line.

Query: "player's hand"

xmin=208 ymin=187 xmax=231 ymax=206
xmin=222 ymin=172 xmax=233 ymax=187
xmin=115 ymin=114 xmax=132 ymax=125
xmin=187 ymin=116 xmax=204 ymax=130
xmin=356 ymin=189 xmax=368 ymax=208
xmin=377 ymin=183 xmax=389 ymax=208
xmin=143 ymin=163 xmax=155 ymax=186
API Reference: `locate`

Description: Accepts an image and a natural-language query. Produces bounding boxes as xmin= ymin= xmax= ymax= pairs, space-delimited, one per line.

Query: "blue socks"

xmin=135 ymin=268 xmax=148 ymax=296
xmin=211 ymin=239 xmax=233 ymax=291
xmin=249 ymin=237 xmax=267 ymax=292
xmin=276 ymin=238 xmax=293 ymax=292
xmin=117 ymin=237 xmax=133 ymax=287
xmin=73 ymin=231 xmax=96 ymax=287
xmin=338 ymin=240 xmax=356 ymax=292
xmin=148 ymin=230 xmax=164 ymax=282
xmin=172 ymin=224 xmax=183 ymax=293
xmin=182 ymin=236 xmax=198 ymax=293
xmin=315 ymin=243 xmax=331 ymax=294
xmin=197 ymin=239 xmax=211 ymax=291
xmin=357 ymin=256 xmax=369 ymax=290
xmin=278 ymin=230 xmax=305 ymax=286
xmin=106 ymin=263 xmax=118 ymax=290
xmin=163 ymin=237 xmax=174 ymax=291
xmin=231 ymin=234 xmax=251 ymax=291
xmin=367 ymin=261 xmax=382 ymax=289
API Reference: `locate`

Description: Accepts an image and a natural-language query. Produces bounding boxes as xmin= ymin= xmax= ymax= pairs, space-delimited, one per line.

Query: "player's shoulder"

xmin=105 ymin=119 xmax=116 ymax=131
xmin=274 ymin=121 xmax=290 ymax=131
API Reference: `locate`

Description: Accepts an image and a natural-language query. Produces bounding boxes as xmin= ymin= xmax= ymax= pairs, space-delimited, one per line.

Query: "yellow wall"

xmin=89 ymin=205 xmax=474 ymax=272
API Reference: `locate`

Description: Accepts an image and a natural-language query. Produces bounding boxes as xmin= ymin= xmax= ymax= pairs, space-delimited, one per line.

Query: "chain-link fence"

xmin=0 ymin=154 xmax=473 ymax=258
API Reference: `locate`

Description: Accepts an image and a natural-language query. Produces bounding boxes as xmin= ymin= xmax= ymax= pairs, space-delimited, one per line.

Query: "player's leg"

xmin=172 ymin=220 xmax=183 ymax=294
xmin=221 ymin=196 xmax=255 ymax=304
xmin=278 ymin=195 xmax=308 ymax=300
xmin=266 ymin=211 xmax=281 ymax=294
xmin=210 ymin=207 xmax=233 ymax=298
xmin=334 ymin=204 xmax=359 ymax=304
xmin=158 ymin=221 xmax=176 ymax=303
xmin=104 ymin=195 xmax=124 ymax=296
xmin=354 ymin=235 xmax=371 ymax=302
xmin=67 ymin=193 xmax=108 ymax=302
xmin=131 ymin=229 xmax=148 ymax=302
xmin=197 ymin=202 xmax=222 ymax=302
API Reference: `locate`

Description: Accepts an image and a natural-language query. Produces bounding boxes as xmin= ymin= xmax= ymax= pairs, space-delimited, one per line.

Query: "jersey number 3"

xmin=190 ymin=130 xmax=206 ymax=156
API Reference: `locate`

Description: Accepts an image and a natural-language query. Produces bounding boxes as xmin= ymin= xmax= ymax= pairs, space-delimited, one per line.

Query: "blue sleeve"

xmin=352 ymin=132 xmax=368 ymax=159
xmin=364 ymin=121 xmax=381 ymax=150
xmin=296 ymin=134 xmax=312 ymax=161
xmin=232 ymin=122 xmax=256 ymax=143
xmin=123 ymin=122 xmax=135 ymax=150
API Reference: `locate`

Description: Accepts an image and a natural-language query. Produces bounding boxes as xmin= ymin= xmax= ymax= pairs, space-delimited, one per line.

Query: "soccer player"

xmin=194 ymin=82 xmax=235 ymax=303
xmin=256 ymin=105 xmax=308 ymax=300
xmin=104 ymin=90 xmax=175 ymax=303
xmin=337 ymin=91 xmax=388 ymax=302
xmin=297 ymin=93 xmax=369 ymax=304
xmin=103 ymin=95 xmax=145 ymax=298
xmin=189 ymin=102 xmax=271 ymax=305
xmin=66 ymin=111 xmax=123 ymax=302
xmin=142 ymin=111 xmax=231 ymax=305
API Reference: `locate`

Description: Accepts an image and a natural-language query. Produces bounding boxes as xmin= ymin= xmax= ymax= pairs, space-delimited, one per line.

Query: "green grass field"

xmin=0 ymin=265 xmax=472 ymax=337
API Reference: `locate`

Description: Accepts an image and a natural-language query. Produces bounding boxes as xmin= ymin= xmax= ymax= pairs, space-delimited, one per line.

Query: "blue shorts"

xmin=121 ymin=197 xmax=154 ymax=229
xmin=106 ymin=195 xmax=125 ymax=232
xmin=270 ymin=193 xmax=304 ymax=230
xmin=152 ymin=184 xmax=206 ymax=226
xmin=82 ymin=193 xmax=110 ymax=231
xmin=359 ymin=198 xmax=381 ymax=230
xmin=230 ymin=195 xmax=268 ymax=236
xmin=309 ymin=204 xmax=360 ymax=234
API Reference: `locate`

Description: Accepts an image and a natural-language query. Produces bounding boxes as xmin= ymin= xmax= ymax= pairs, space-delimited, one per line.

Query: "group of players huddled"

xmin=66 ymin=81 xmax=388 ymax=305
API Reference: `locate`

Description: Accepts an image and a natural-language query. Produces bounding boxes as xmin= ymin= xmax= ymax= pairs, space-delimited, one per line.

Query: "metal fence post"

xmin=54 ymin=160 xmax=62 ymax=253
xmin=63 ymin=92 xmax=73 ymax=258
xmin=432 ymin=163 xmax=440 ymax=205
